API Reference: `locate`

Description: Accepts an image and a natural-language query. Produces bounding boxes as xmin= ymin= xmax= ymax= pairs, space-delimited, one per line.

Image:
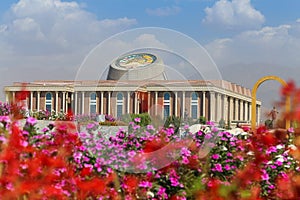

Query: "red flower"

xmin=281 ymin=80 xmax=295 ymax=96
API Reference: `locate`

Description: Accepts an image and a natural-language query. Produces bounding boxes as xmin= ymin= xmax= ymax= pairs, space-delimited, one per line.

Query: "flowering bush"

xmin=1 ymin=81 xmax=300 ymax=199
xmin=0 ymin=102 xmax=11 ymax=116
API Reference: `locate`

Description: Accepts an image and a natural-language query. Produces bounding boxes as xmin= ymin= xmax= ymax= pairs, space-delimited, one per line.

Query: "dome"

xmin=107 ymin=53 xmax=166 ymax=80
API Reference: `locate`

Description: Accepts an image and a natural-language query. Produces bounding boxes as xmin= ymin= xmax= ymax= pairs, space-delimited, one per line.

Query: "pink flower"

xmin=266 ymin=146 xmax=277 ymax=155
xmin=288 ymin=127 xmax=294 ymax=133
xmin=261 ymin=170 xmax=269 ymax=181
xmin=20 ymin=140 xmax=28 ymax=147
xmin=275 ymin=160 xmax=283 ymax=166
xmin=41 ymin=127 xmax=50 ymax=132
xmin=0 ymin=116 xmax=11 ymax=123
xmin=182 ymin=156 xmax=189 ymax=164
xmin=215 ymin=164 xmax=223 ymax=172
xmin=226 ymin=152 xmax=233 ymax=157
xmin=224 ymin=164 xmax=231 ymax=171
xmin=157 ymin=187 xmax=168 ymax=199
xmin=139 ymin=181 xmax=152 ymax=188
xmin=26 ymin=117 xmax=37 ymax=126
xmin=128 ymin=151 xmax=136 ymax=157
xmin=86 ymin=123 xmax=95 ymax=129
xmin=211 ymin=154 xmax=220 ymax=159
xmin=170 ymin=177 xmax=179 ymax=186
xmin=181 ymin=147 xmax=191 ymax=157
xmin=134 ymin=118 xmax=141 ymax=123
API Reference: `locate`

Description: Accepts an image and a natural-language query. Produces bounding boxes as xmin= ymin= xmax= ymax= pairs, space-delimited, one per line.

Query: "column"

xmin=235 ymin=99 xmax=239 ymax=121
xmin=65 ymin=92 xmax=69 ymax=112
xmin=216 ymin=93 xmax=221 ymax=121
xmin=229 ymin=97 xmax=234 ymax=124
xmin=240 ymin=100 xmax=244 ymax=121
xmin=62 ymin=92 xmax=66 ymax=113
xmin=210 ymin=92 xmax=215 ymax=121
xmin=182 ymin=91 xmax=186 ymax=118
xmin=148 ymin=92 xmax=151 ymax=114
xmin=202 ymin=92 xmax=206 ymax=117
xmin=223 ymin=95 xmax=227 ymax=122
xmin=55 ymin=92 xmax=58 ymax=114
xmin=175 ymin=91 xmax=178 ymax=116
xmin=134 ymin=92 xmax=138 ymax=114
xmin=108 ymin=91 xmax=111 ymax=115
xmin=249 ymin=103 xmax=252 ymax=121
xmin=244 ymin=101 xmax=248 ymax=121
xmin=81 ymin=91 xmax=85 ymax=114
xmin=101 ymin=91 xmax=104 ymax=114
xmin=30 ymin=92 xmax=33 ymax=112
xmin=5 ymin=92 xmax=9 ymax=103
xmin=74 ymin=92 xmax=78 ymax=115
xmin=257 ymin=105 xmax=261 ymax=125
xmin=155 ymin=91 xmax=158 ymax=115
xmin=37 ymin=91 xmax=40 ymax=111
xmin=127 ymin=91 xmax=130 ymax=113
xmin=12 ymin=92 xmax=15 ymax=103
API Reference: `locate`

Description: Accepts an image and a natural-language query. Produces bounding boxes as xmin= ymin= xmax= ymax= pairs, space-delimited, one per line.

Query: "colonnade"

xmin=5 ymin=90 xmax=260 ymax=124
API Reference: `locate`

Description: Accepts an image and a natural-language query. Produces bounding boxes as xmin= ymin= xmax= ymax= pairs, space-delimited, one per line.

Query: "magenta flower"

xmin=182 ymin=156 xmax=189 ymax=164
xmin=181 ymin=147 xmax=191 ymax=157
xmin=275 ymin=160 xmax=283 ymax=166
xmin=266 ymin=146 xmax=277 ymax=155
xmin=206 ymin=121 xmax=214 ymax=126
xmin=157 ymin=187 xmax=168 ymax=199
xmin=224 ymin=164 xmax=231 ymax=171
xmin=261 ymin=170 xmax=269 ymax=181
xmin=41 ymin=127 xmax=50 ymax=132
xmin=86 ymin=123 xmax=95 ymax=129
xmin=215 ymin=164 xmax=223 ymax=172
xmin=26 ymin=117 xmax=37 ymax=126
xmin=170 ymin=177 xmax=179 ymax=186
xmin=0 ymin=116 xmax=11 ymax=123
xmin=134 ymin=117 xmax=141 ymax=123
xmin=211 ymin=154 xmax=220 ymax=159
xmin=138 ymin=181 xmax=152 ymax=188
xmin=128 ymin=150 xmax=136 ymax=157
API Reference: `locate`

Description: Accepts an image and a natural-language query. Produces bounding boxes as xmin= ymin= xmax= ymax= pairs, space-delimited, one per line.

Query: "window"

xmin=90 ymin=92 xmax=97 ymax=114
xmin=116 ymin=92 xmax=123 ymax=118
xmin=163 ymin=92 xmax=170 ymax=118
xmin=45 ymin=92 xmax=52 ymax=112
xmin=191 ymin=92 xmax=198 ymax=119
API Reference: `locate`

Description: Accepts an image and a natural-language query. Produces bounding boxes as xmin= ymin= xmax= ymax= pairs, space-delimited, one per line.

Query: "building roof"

xmin=9 ymin=79 xmax=252 ymax=97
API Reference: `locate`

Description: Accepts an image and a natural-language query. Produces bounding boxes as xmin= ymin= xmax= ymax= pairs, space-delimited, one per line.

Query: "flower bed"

xmin=1 ymin=81 xmax=300 ymax=199
xmin=1 ymin=115 xmax=300 ymax=199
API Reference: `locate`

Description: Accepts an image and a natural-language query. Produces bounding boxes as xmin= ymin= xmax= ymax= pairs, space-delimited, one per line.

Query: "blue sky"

xmin=1 ymin=0 xmax=300 ymax=116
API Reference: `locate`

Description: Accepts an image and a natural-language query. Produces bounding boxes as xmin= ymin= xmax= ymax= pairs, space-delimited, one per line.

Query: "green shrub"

xmin=198 ymin=116 xmax=206 ymax=124
xmin=164 ymin=115 xmax=182 ymax=133
xmin=219 ymin=118 xmax=226 ymax=129
xmin=131 ymin=113 xmax=152 ymax=127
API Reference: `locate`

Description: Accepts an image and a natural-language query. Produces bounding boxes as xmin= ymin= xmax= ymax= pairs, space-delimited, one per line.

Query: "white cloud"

xmin=205 ymin=20 xmax=300 ymax=109
xmin=0 ymin=0 xmax=137 ymax=100
xmin=0 ymin=0 xmax=137 ymax=56
xmin=203 ymin=0 xmax=265 ymax=30
xmin=205 ymin=22 xmax=300 ymax=67
xmin=146 ymin=6 xmax=181 ymax=16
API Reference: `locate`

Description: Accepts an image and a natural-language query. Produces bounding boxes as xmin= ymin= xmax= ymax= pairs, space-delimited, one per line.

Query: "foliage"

xmin=198 ymin=116 xmax=207 ymax=125
xmin=1 ymin=81 xmax=300 ymax=199
xmin=164 ymin=115 xmax=182 ymax=133
xmin=219 ymin=118 xmax=226 ymax=129
xmin=0 ymin=102 xmax=11 ymax=116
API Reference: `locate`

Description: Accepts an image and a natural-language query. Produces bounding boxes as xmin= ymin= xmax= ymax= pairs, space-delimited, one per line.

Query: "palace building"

xmin=3 ymin=53 xmax=261 ymax=124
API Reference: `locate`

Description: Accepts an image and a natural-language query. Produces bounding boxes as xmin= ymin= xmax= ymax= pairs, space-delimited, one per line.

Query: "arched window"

xmin=45 ymin=92 xmax=52 ymax=112
xmin=191 ymin=92 xmax=198 ymax=119
xmin=116 ymin=92 xmax=124 ymax=118
xmin=90 ymin=92 xmax=97 ymax=114
xmin=163 ymin=92 xmax=171 ymax=118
